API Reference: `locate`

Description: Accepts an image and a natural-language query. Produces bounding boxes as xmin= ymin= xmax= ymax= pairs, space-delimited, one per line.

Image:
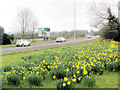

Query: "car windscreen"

xmin=23 ymin=40 xmax=27 ymax=42
xmin=18 ymin=40 xmax=22 ymax=42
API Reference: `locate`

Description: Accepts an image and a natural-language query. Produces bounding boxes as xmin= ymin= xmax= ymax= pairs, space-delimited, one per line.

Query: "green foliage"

xmin=100 ymin=25 xmax=119 ymax=40
xmin=106 ymin=61 xmax=119 ymax=72
xmin=12 ymin=67 xmax=25 ymax=78
xmin=57 ymin=79 xmax=72 ymax=89
xmin=2 ymin=40 xmax=119 ymax=88
xmin=100 ymin=7 xmax=120 ymax=41
xmin=28 ymin=73 xmax=43 ymax=86
xmin=50 ymin=68 xmax=66 ymax=79
xmin=2 ymin=77 xmax=8 ymax=87
xmin=18 ymin=80 xmax=29 ymax=88
xmin=2 ymin=34 xmax=12 ymax=45
xmin=0 ymin=26 xmax=15 ymax=45
xmin=10 ymin=34 xmax=14 ymax=42
xmin=83 ymin=76 xmax=96 ymax=87
xmin=7 ymin=73 xmax=21 ymax=85
xmin=3 ymin=66 xmax=12 ymax=72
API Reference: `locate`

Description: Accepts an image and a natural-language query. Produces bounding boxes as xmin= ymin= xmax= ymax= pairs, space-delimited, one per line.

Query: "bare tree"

xmin=88 ymin=1 xmax=118 ymax=29
xmin=18 ymin=8 xmax=34 ymax=38
xmin=29 ymin=19 xmax=38 ymax=40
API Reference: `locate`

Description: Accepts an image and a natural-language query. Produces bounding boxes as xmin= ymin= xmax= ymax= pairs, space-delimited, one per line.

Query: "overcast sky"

xmin=0 ymin=0 xmax=119 ymax=33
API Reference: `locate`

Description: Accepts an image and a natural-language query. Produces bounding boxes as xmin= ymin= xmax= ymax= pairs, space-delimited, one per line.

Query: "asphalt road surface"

xmin=1 ymin=37 xmax=97 ymax=54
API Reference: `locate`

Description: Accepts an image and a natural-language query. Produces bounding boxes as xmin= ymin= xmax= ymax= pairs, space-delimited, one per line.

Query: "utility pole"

xmin=74 ymin=0 xmax=76 ymax=45
xmin=118 ymin=1 xmax=120 ymax=41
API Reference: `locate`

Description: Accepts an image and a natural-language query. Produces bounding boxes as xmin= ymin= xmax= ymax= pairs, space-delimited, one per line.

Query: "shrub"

xmin=100 ymin=25 xmax=119 ymax=41
xmin=2 ymin=77 xmax=8 ymax=87
xmin=28 ymin=73 xmax=43 ymax=86
xmin=7 ymin=73 xmax=21 ymax=85
xmin=92 ymin=66 xmax=103 ymax=75
xmin=50 ymin=68 xmax=66 ymax=79
xmin=83 ymin=76 xmax=96 ymax=87
xmin=12 ymin=67 xmax=25 ymax=78
xmin=57 ymin=78 xmax=72 ymax=89
xmin=76 ymin=76 xmax=83 ymax=83
xmin=3 ymin=66 xmax=12 ymax=72
xmin=35 ymin=68 xmax=47 ymax=80
xmin=2 ymin=33 xmax=11 ymax=45
xmin=106 ymin=62 xmax=118 ymax=72
xmin=57 ymin=68 xmax=66 ymax=79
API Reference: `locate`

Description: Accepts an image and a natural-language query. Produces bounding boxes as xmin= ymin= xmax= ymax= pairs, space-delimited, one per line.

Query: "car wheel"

xmin=28 ymin=43 xmax=30 ymax=46
xmin=56 ymin=41 xmax=58 ymax=43
xmin=16 ymin=45 xmax=19 ymax=47
xmin=22 ymin=44 xmax=24 ymax=47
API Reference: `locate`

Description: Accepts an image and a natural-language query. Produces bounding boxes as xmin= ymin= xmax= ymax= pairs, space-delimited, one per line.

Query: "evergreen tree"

xmin=107 ymin=7 xmax=120 ymax=41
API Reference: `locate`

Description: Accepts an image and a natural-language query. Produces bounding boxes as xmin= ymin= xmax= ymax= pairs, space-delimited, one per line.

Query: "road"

xmin=1 ymin=37 xmax=97 ymax=54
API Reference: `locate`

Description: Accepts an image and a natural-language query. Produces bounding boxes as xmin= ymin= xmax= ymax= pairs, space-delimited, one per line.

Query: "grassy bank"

xmin=2 ymin=40 xmax=119 ymax=88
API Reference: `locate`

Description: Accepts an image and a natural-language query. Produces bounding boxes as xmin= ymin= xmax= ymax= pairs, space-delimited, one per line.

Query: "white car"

xmin=56 ymin=37 xmax=66 ymax=42
xmin=88 ymin=36 xmax=91 ymax=38
xmin=16 ymin=39 xmax=31 ymax=47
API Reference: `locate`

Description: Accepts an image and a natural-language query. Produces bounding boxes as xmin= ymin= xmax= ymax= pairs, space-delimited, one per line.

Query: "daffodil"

xmin=113 ymin=69 xmax=115 ymax=71
xmin=23 ymin=77 xmax=25 ymax=80
xmin=72 ymin=78 xmax=76 ymax=82
xmin=36 ymin=71 xmax=39 ymax=75
xmin=53 ymin=75 xmax=56 ymax=79
xmin=67 ymin=81 xmax=71 ymax=85
xmin=64 ymin=77 xmax=68 ymax=81
xmin=77 ymin=71 xmax=79 ymax=74
xmin=43 ymin=60 xmax=45 ymax=63
xmin=78 ymin=77 xmax=81 ymax=81
xmin=63 ymin=83 xmax=66 ymax=87
xmin=73 ymin=74 xmax=76 ymax=77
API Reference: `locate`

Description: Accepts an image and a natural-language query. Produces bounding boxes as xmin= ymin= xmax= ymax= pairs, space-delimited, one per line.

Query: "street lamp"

xmin=74 ymin=0 xmax=76 ymax=45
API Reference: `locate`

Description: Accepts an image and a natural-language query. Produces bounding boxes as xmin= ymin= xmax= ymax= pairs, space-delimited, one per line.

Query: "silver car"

xmin=16 ymin=39 xmax=31 ymax=47
xmin=56 ymin=37 xmax=66 ymax=42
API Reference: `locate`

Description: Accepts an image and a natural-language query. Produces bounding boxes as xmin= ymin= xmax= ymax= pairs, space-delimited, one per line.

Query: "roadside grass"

xmin=2 ymin=41 xmax=89 ymax=66
xmin=2 ymin=39 xmax=92 ymax=66
xmin=1 ymin=44 xmax=15 ymax=48
xmin=2 ymin=70 xmax=118 ymax=88
xmin=1 ymin=39 xmax=56 ymax=48
xmin=73 ymin=71 xmax=118 ymax=88
xmin=2 ymin=50 xmax=45 ymax=66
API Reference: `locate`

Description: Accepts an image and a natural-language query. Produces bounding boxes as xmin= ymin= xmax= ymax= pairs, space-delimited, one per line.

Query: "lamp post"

xmin=118 ymin=1 xmax=120 ymax=41
xmin=74 ymin=0 xmax=76 ymax=45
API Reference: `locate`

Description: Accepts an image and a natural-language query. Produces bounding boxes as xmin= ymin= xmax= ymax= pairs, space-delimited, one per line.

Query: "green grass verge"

xmin=1 ymin=40 xmax=56 ymax=48
xmin=1 ymin=40 xmax=118 ymax=88
xmin=2 ymin=71 xmax=118 ymax=88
